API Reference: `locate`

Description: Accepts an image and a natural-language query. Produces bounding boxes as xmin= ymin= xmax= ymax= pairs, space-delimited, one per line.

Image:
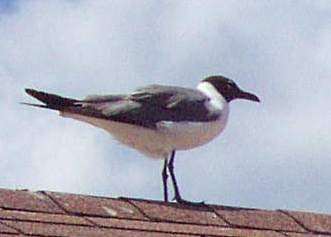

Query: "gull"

xmin=24 ymin=75 xmax=260 ymax=205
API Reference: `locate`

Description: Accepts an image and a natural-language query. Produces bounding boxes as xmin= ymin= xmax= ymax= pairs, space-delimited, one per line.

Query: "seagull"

xmin=24 ymin=75 xmax=260 ymax=205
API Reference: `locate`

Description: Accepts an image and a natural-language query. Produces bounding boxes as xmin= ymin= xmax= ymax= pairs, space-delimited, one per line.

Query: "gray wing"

xmin=76 ymin=85 xmax=220 ymax=128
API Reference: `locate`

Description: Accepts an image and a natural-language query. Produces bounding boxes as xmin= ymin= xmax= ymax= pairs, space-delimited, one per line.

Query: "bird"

xmin=24 ymin=75 xmax=260 ymax=205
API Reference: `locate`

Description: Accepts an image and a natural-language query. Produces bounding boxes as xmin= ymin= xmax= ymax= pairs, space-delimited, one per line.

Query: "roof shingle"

xmin=0 ymin=188 xmax=330 ymax=237
xmin=212 ymin=207 xmax=305 ymax=232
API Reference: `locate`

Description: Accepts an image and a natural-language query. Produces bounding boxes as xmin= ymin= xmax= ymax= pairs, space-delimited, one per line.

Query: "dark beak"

xmin=237 ymin=90 xmax=260 ymax=102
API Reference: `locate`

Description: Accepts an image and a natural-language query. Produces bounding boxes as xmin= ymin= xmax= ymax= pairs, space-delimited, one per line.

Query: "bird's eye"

xmin=227 ymin=82 xmax=234 ymax=88
xmin=227 ymin=80 xmax=236 ymax=89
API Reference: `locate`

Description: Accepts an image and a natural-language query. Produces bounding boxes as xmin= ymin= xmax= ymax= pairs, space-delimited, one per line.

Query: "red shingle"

xmin=213 ymin=207 xmax=306 ymax=232
xmin=0 ymin=189 xmax=64 ymax=214
xmin=3 ymin=220 xmax=193 ymax=237
xmin=3 ymin=220 xmax=108 ymax=237
xmin=284 ymin=233 xmax=323 ymax=237
xmin=283 ymin=210 xmax=331 ymax=234
xmin=103 ymin=230 xmax=194 ymax=237
xmin=0 ymin=235 xmax=23 ymax=237
xmin=0 ymin=209 xmax=91 ymax=226
xmin=46 ymin=191 xmax=147 ymax=220
xmin=89 ymin=217 xmax=285 ymax=236
xmin=0 ymin=221 xmax=20 ymax=234
xmin=129 ymin=199 xmax=228 ymax=226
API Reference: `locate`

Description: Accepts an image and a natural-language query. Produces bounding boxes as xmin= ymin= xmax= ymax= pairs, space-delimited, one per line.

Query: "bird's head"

xmin=202 ymin=75 xmax=260 ymax=103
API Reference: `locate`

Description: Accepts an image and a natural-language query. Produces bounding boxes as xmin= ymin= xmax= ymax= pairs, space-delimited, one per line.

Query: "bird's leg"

xmin=162 ymin=158 xmax=169 ymax=202
xmin=168 ymin=151 xmax=182 ymax=202
xmin=168 ymin=150 xmax=205 ymax=206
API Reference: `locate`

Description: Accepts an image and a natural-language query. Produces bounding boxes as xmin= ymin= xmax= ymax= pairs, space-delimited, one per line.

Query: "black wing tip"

xmin=20 ymin=102 xmax=49 ymax=108
xmin=24 ymin=88 xmax=79 ymax=110
xmin=23 ymin=88 xmax=50 ymax=109
xmin=25 ymin=88 xmax=34 ymax=93
xmin=25 ymin=88 xmax=39 ymax=97
xmin=24 ymin=88 xmax=49 ymax=104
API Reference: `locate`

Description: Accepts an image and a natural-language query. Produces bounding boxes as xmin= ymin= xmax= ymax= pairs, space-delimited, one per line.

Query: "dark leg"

xmin=167 ymin=151 xmax=182 ymax=202
xmin=162 ymin=158 xmax=169 ymax=202
xmin=168 ymin=150 xmax=205 ymax=205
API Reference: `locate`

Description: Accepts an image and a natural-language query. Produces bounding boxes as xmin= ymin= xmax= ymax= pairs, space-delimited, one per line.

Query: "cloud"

xmin=0 ymin=0 xmax=331 ymax=213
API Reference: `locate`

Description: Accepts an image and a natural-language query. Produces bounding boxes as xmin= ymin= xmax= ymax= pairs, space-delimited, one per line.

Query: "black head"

xmin=202 ymin=75 xmax=260 ymax=103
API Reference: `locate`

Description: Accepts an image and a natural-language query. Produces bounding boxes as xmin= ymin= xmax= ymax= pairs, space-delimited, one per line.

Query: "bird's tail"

xmin=23 ymin=88 xmax=79 ymax=110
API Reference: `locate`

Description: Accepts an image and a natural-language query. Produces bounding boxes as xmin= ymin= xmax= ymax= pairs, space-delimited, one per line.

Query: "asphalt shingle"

xmin=129 ymin=198 xmax=227 ymax=226
xmin=283 ymin=210 xmax=331 ymax=234
xmin=45 ymin=191 xmax=146 ymax=220
xmin=213 ymin=207 xmax=306 ymax=232
xmin=0 ymin=188 xmax=330 ymax=237
xmin=0 ymin=188 xmax=64 ymax=214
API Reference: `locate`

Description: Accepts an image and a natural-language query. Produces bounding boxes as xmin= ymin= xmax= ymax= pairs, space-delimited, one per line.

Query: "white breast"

xmin=156 ymin=115 xmax=228 ymax=151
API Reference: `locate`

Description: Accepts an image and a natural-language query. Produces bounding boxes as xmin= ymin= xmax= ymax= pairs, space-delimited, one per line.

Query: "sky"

xmin=0 ymin=0 xmax=331 ymax=213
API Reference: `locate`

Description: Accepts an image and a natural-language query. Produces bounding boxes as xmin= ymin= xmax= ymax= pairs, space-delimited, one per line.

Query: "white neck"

xmin=197 ymin=81 xmax=228 ymax=111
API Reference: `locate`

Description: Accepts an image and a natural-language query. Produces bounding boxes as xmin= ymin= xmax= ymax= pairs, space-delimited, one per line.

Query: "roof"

xmin=0 ymin=188 xmax=330 ymax=237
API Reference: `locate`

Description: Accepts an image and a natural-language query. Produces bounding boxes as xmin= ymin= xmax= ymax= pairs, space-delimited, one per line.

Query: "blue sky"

xmin=1 ymin=0 xmax=331 ymax=213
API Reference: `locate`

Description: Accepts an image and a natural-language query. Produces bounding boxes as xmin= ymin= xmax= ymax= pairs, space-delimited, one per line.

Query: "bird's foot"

xmin=173 ymin=195 xmax=205 ymax=206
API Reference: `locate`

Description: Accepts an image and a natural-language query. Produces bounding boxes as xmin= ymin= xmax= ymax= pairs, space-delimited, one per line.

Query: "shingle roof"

xmin=0 ymin=188 xmax=330 ymax=237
